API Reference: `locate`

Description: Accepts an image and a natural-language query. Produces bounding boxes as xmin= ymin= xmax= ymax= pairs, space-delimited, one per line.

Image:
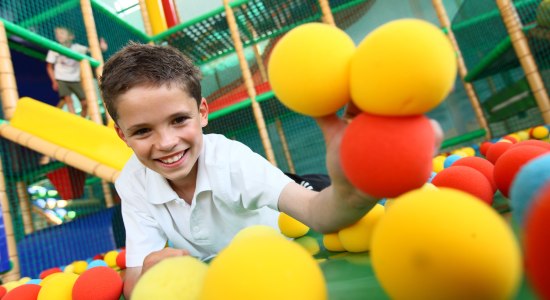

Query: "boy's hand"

xmin=52 ymin=81 xmax=58 ymax=91
xmin=99 ymin=37 xmax=108 ymax=52
xmin=141 ymin=247 xmax=189 ymax=275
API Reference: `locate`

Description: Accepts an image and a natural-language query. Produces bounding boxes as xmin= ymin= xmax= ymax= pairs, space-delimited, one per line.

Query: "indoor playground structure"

xmin=0 ymin=0 xmax=548 ymax=299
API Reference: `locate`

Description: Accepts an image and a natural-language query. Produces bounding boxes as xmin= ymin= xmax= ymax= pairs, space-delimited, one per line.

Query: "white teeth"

xmin=160 ymin=152 xmax=184 ymax=164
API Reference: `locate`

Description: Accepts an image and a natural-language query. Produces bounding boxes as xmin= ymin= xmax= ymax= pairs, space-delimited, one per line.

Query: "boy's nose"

xmin=156 ymin=130 xmax=177 ymax=150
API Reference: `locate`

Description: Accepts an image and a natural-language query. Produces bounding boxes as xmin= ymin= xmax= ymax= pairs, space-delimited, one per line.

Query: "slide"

xmin=8 ymin=97 xmax=132 ymax=172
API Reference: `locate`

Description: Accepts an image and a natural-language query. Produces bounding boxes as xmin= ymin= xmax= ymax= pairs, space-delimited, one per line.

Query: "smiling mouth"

xmin=158 ymin=151 xmax=185 ymax=164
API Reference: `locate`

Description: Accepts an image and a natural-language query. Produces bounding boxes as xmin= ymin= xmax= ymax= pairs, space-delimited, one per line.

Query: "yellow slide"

xmin=10 ymin=97 xmax=132 ymax=171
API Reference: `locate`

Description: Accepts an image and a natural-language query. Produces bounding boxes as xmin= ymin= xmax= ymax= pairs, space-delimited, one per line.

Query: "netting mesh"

xmin=451 ymin=0 xmax=548 ymax=137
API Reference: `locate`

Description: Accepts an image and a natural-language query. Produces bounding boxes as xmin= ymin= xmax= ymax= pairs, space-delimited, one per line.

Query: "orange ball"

xmin=72 ymin=266 xmax=123 ymax=300
xmin=510 ymin=140 xmax=550 ymax=151
xmin=452 ymin=156 xmax=497 ymax=193
xmin=3 ymin=284 xmax=41 ymax=300
xmin=340 ymin=113 xmax=435 ymax=198
xmin=485 ymin=142 xmax=512 ymax=164
xmin=116 ymin=250 xmax=126 ymax=269
xmin=479 ymin=141 xmax=493 ymax=157
xmin=494 ymin=146 xmax=549 ymax=198
xmin=431 ymin=166 xmax=494 ymax=205
xmin=39 ymin=267 xmax=62 ymax=280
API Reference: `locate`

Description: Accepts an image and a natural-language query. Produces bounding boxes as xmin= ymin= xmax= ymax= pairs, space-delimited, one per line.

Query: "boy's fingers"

xmin=430 ymin=119 xmax=444 ymax=156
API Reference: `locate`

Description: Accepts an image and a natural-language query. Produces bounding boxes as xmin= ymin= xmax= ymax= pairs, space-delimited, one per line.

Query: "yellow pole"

xmin=496 ymin=0 xmax=550 ymax=123
xmin=138 ymin=0 xmax=154 ymax=36
xmin=223 ymin=0 xmax=277 ymax=166
xmin=0 ymin=159 xmax=20 ymax=282
xmin=144 ymin=0 xmax=168 ymax=35
xmin=432 ymin=0 xmax=492 ymax=139
xmin=0 ymin=21 xmax=18 ymax=120
xmin=275 ymin=118 xmax=296 ymax=174
xmin=80 ymin=0 xmax=104 ymax=78
xmin=16 ymin=182 xmax=34 ymax=235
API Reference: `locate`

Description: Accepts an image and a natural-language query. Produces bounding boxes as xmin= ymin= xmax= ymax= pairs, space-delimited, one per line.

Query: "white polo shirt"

xmin=45 ymin=43 xmax=88 ymax=82
xmin=116 ymin=133 xmax=293 ymax=267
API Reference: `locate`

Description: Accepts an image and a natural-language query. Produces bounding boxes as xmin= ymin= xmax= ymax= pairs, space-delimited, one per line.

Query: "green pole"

xmin=441 ymin=129 xmax=487 ymax=149
xmin=0 ymin=18 xmax=99 ymax=67
xmin=90 ymin=0 xmax=151 ymax=41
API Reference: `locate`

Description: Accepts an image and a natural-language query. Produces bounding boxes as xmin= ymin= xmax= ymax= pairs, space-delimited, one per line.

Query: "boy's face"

xmin=115 ymin=85 xmax=208 ymax=186
xmin=54 ymin=28 xmax=74 ymax=45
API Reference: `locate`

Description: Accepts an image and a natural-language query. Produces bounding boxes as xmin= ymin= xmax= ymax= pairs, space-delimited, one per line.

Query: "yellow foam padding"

xmin=145 ymin=0 xmax=168 ymax=34
xmin=10 ymin=97 xmax=132 ymax=171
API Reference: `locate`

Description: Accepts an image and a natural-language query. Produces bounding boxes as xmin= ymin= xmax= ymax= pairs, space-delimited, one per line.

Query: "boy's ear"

xmin=114 ymin=125 xmax=129 ymax=145
xmin=199 ymin=98 xmax=209 ymax=127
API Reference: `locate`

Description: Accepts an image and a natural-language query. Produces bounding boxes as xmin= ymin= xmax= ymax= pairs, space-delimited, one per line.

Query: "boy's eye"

xmin=173 ymin=116 xmax=187 ymax=124
xmin=132 ymin=128 xmax=150 ymax=136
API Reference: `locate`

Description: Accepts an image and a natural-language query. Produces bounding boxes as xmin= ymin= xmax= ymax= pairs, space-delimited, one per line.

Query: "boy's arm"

xmin=46 ymin=63 xmax=58 ymax=91
xmin=123 ymin=267 xmax=141 ymax=299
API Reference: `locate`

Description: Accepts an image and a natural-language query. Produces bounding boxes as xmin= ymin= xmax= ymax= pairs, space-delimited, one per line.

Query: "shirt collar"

xmin=145 ymin=135 xmax=212 ymax=204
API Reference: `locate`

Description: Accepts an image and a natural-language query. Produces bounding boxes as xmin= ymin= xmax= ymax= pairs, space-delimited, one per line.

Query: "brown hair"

xmin=99 ymin=42 xmax=202 ymax=123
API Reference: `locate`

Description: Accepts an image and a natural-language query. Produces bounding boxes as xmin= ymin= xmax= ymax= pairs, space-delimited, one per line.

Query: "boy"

xmin=100 ymin=43 xmax=441 ymax=298
xmin=46 ymin=26 xmax=107 ymax=118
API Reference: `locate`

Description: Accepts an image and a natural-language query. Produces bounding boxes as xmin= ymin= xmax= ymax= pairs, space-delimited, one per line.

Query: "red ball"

xmin=0 ymin=285 xmax=7 ymax=299
xmin=485 ymin=142 xmax=512 ymax=164
xmin=39 ymin=267 xmax=62 ymax=279
xmin=479 ymin=141 xmax=493 ymax=157
xmin=431 ymin=166 xmax=494 ymax=205
xmin=494 ymin=146 xmax=550 ymax=198
xmin=502 ymin=135 xmax=518 ymax=144
xmin=72 ymin=266 xmax=123 ymax=300
xmin=452 ymin=156 xmax=497 ymax=193
xmin=510 ymin=140 xmax=550 ymax=151
xmin=524 ymin=183 xmax=550 ymax=300
xmin=3 ymin=284 xmax=41 ymax=300
xmin=93 ymin=254 xmax=104 ymax=260
xmin=340 ymin=113 xmax=435 ymax=198
xmin=116 ymin=250 xmax=126 ymax=269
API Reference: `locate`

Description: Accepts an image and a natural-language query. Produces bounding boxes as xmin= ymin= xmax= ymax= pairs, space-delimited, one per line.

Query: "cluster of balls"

xmin=130 ymin=225 xmax=326 ymax=300
xmin=269 ymin=20 xmax=525 ymax=299
xmin=0 ymin=249 xmax=126 ymax=300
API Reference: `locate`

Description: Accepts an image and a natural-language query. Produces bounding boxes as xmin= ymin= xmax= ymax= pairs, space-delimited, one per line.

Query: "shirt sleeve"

xmin=229 ymin=142 xmax=293 ymax=211
xmin=45 ymin=50 xmax=57 ymax=64
xmin=116 ymin=171 xmax=168 ymax=268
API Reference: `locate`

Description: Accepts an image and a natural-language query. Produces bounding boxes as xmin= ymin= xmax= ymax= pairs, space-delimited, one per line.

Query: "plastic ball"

xmin=443 ymin=154 xmax=464 ymax=169
xmin=103 ymin=250 xmax=119 ymax=268
xmin=133 ymin=256 xmax=207 ymax=300
xmin=86 ymin=259 xmax=108 ymax=269
xmin=493 ymin=145 xmax=549 ymax=198
xmin=485 ymin=141 xmax=513 ymax=164
xmin=452 ymin=156 xmax=497 ymax=193
xmin=116 ymin=250 xmax=127 ymax=270
xmin=39 ymin=267 xmax=62 ymax=280
xmin=295 ymin=236 xmax=320 ymax=256
xmin=431 ymin=166 xmax=494 ymax=205
xmin=37 ymin=272 xmax=79 ymax=300
xmin=338 ymin=204 xmax=385 ymax=252
xmin=517 ymin=130 xmax=530 ymax=141
xmin=268 ymin=23 xmax=355 ymax=116
xmin=340 ymin=113 xmax=435 ymax=198
xmin=278 ymin=212 xmax=309 ymax=238
xmin=530 ymin=125 xmax=549 ymax=139
xmin=0 ymin=286 xmax=6 ymax=298
xmin=432 ymin=155 xmax=446 ymax=173
xmin=3 ymin=284 xmax=41 ymax=300
xmin=350 ymin=19 xmax=456 ymax=116
xmin=509 ymin=153 xmax=550 ymax=225
xmin=523 ymin=183 xmax=550 ymax=300
xmin=26 ymin=279 xmax=42 ymax=285
xmin=510 ymin=139 xmax=550 ymax=151
xmin=72 ymin=260 xmax=88 ymax=275
xmin=201 ymin=236 xmax=326 ymax=300
xmin=232 ymin=225 xmax=282 ymax=246
xmin=323 ymin=232 xmax=346 ymax=252
xmin=371 ymin=188 xmax=522 ymax=300
xmin=479 ymin=141 xmax=493 ymax=157
xmin=72 ymin=266 xmax=123 ymax=300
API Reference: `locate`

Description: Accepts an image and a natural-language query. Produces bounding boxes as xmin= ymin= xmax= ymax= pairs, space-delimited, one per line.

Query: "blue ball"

xmin=26 ymin=278 xmax=42 ymax=285
xmin=443 ymin=154 xmax=463 ymax=169
xmin=510 ymin=153 xmax=550 ymax=226
xmin=87 ymin=259 xmax=108 ymax=269
xmin=428 ymin=171 xmax=437 ymax=183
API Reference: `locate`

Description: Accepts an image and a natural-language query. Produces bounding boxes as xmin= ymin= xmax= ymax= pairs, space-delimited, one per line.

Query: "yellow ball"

xmin=103 ymin=250 xmax=119 ymax=268
xmin=517 ymin=130 xmax=530 ymax=141
xmin=295 ymin=236 xmax=320 ymax=256
xmin=532 ymin=125 xmax=549 ymax=139
xmin=323 ymin=232 xmax=346 ymax=252
xmin=231 ymin=225 xmax=283 ymax=245
xmin=338 ymin=204 xmax=385 ymax=252
xmin=268 ymin=23 xmax=356 ymax=116
xmin=201 ymin=236 xmax=326 ymax=300
xmin=350 ymin=19 xmax=457 ymax=116
xmin=432 ymin=155 xmax=446 ymax=173
xmin=371 ymin=188 xmax=522 ymax=300
xmin=460 ymin=147 xmax=476 ymax=157
xmin=133 ymin=256 xmax=208 ymax=300
xmin=37 ymin=272 xmax=78 ymax=300
xmin=278 ymin=212 xmax=309 ymax=238
xmin=72 ymin=260 xmax=88 ymax=275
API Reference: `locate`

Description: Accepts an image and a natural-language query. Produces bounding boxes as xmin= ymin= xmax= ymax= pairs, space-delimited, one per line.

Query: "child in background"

xmin=46 ymin=26 xmax=107 ymax=118
xmin=99 ymin=43 xmax=442 ymax=298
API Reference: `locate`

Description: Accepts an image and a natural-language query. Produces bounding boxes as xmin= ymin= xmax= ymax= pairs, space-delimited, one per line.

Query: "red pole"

xmin=161 ymin=0 xmax=179 ymax=27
